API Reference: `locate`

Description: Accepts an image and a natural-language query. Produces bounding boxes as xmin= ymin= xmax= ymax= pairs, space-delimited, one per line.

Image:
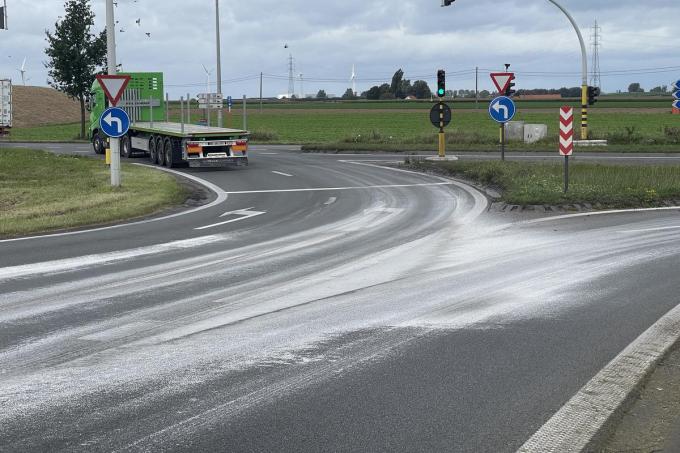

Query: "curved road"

xmin=1 ymin=147 xmax=680 ymax=452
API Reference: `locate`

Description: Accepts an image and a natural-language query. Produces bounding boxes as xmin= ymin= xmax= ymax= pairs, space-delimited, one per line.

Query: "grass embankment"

xmin=407 ymin=159 xmax=680 ymax=208
xmin=0 ymin=148 xmax=188 ymax=237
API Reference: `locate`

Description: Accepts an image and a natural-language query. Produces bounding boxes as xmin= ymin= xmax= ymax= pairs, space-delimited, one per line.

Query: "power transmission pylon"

xmin=590 ymin=20 xmax=602 ymax=90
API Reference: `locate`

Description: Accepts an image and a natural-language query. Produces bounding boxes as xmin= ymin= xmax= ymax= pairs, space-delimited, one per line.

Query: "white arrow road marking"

xmin=492 ymin=101 xmax=509 ymax=119
xmin=271 ymin=171 xmax=293 ymax=177
xmin=104 ymin=112 xmax=123 ymax=133
xmin=324 ymin=197 xmax=337 ymax=205
xmin=195 ymin=208 xmax=266 ymax=230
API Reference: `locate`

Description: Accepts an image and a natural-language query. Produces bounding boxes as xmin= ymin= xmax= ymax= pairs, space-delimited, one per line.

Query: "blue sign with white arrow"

xmin=99 ymin=107 xmax=130 ymax=138
xmin=488 ymin=96 xmax=516 ymax=123
xmin=673 ymin=100 xmax=680 ymax=110
xmin=227 ymin=96 xmax=233 ymax=108
xmin=673 ymin=90 xmax=680 ymax=100
xmin=673 ymin=80 xmax=680 ymax=91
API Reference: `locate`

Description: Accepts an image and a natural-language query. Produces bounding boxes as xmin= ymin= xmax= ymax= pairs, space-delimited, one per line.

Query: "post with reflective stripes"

xmin=559 ymin=106 xmax=574 ymax=193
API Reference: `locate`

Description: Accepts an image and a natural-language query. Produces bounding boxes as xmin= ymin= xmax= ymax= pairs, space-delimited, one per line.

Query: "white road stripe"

xmin=259 ymin=152 xmax=279 ymax=155
xmin=222 ymin=182 xmax=453 ymax=195
xmin=271 ymin=171 xmax=294 ymax=177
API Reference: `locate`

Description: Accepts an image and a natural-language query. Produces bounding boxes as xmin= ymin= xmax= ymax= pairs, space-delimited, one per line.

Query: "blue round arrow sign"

xmin=673 ymin=100 xmax=680 ymax=110
xmin=99 ymin=107 xmax=130 ymax=138
xmin=488 ymin=96 xmax=516 ymax=123
xmin=673 ymin=90 xmax=680 ymax=100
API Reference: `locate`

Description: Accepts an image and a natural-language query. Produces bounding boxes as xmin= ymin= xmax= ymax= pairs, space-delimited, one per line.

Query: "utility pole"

xmin=259 ymin=72 xmax=263 ymax=113
xmin=475 ymin=66 xmax=479 ymax=109
xmin=105 ymin=0 xmax=120 ymax=187
xmin=215 ymin=0 xmax=223 ymax=127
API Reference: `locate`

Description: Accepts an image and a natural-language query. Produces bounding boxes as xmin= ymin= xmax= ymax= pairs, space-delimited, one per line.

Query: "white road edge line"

xmin=618 ymin=225 xmax=680 ymax=234
xmin=520 ymin=206 xmax=680 ymax=225
xmin=222 ymin=182 xmax=454 ymax=194
xmin=0 ymin=164 xmax=228 ymax=244
xmin=271 ymin=171 xmax=294 ymax=177
xmin=518 ymin=302 xmax=680 ymax=453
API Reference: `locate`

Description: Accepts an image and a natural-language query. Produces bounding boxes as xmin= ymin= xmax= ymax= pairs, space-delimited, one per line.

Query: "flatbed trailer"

xmin=88 ymin=72 xmax=248 ymax=168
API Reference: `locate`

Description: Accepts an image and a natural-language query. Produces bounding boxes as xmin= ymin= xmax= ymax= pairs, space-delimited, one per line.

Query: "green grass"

xmin=9 ymin=123 xmax=85 ymax=142
xmin=407 ymin=159 xmax=680 ymax=207
xmin=10 ymin=99 xmax=680 ymax=151
xmin=0 ymin=148 xmax=188 ymax=237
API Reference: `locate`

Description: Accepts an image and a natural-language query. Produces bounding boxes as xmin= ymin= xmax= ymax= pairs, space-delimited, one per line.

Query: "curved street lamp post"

xmin=442 ymin=0 xmax=590 ymax=140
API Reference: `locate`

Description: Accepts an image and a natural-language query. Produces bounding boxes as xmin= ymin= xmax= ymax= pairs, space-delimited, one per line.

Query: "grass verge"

xmin=0 ymin=148 xmax=188 ymax=237
xmin=406 ymin=159 xmax=680 ymax=208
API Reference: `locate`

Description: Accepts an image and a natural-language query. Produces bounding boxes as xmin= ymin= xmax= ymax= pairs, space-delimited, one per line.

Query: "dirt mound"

xmin=12 ymin=85 xmax=82 ymax=128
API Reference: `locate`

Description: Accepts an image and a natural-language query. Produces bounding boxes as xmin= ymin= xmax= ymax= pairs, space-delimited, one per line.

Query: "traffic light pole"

xmin=438 ymin=101 xmax=446 ymax=158
xmin=105 ymin=0 xmax=120 ymax=187
xmin=215 ymin=0 xmax=223 ymax=128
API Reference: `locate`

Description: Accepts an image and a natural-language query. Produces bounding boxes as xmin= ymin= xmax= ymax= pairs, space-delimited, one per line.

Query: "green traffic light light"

xmin=438 ymin=88 xmax=445 ymax=96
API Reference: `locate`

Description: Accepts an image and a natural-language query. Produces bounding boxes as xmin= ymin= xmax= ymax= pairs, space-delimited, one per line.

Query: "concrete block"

xmin=505 ymin=121 xmax=525 ymax=141
xmin=524 ymin=124 xmax=548 ymax=144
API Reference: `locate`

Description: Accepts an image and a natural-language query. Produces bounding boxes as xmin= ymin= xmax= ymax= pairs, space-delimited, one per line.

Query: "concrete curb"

xmin=517 ymin=302 xmax=680 ymax=453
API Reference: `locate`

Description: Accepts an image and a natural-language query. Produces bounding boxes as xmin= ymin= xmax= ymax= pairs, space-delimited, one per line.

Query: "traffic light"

xmin=437 ymin=70 xmax=445 ymax=98
xmin=504 ymin=75 xmax=516 ymax=97
xmin=587 ymin=86 xmax=600 ymax=105
xmin=441 ymin=0 xmax=456 ymax=5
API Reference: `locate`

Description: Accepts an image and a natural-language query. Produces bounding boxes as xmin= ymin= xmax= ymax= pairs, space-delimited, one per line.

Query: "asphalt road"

xmin=2 ymin=144 xmax=680 ymax=452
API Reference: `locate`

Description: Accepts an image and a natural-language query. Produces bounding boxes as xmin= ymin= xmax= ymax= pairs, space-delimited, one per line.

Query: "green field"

xmin=408 ymin=159 xmax=680 ymax=207
xmin=0 ymin=148 xmax=187 ymax=237
xmin=9 ymin=97 xmax=680 ymax=151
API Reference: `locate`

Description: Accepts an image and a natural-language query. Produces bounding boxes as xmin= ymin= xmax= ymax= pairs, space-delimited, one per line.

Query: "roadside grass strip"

xmin=0 ymin=148 xmax=187 ymax=237
xmin=407 ymin=160 xmax=680 ymax=208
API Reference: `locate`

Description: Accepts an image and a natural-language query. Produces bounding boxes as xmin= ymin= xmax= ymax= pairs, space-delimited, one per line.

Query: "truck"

xmin=0 ymin=79 xmax=11 ymax=136
xmin=88 ymin=72 xmax=249 ymax=168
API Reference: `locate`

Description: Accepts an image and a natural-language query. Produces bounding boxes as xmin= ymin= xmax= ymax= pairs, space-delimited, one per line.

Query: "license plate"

xmin=206 ymin=152 xmax=228 ymax=158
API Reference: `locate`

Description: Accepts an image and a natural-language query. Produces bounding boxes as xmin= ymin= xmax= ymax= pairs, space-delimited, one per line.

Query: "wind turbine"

xmin=350 ymin=64 xmax=357 ymax=96
xmin=201 ymin=64 xmax=214 ymax=126
xmin=18 ymin=57 xmax=27 ymax=86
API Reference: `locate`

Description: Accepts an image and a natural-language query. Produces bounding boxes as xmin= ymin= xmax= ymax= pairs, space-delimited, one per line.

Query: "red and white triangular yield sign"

xmin=559 ymin=106 xmax=574 ymax=156
xmin=490 ymin=72 xmax=514 ymax=94
xmin=96 ymin=74 xmax=131 ymax=107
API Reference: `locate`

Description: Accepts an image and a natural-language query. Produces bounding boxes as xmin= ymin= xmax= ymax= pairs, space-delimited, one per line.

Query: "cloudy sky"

xmin=1 ymin=0 xmax=679 ymax=98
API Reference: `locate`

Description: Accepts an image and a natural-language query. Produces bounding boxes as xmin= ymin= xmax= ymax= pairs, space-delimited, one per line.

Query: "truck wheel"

xmin=121 ymin=135 xmax=133 ymax=158
xmin=92 ymin=132 xmax=105 ymax=155
xmin=156 ymin=137 xmax=166 ymax=166
xmin=148 ymin=137 xmax=156 ymax=163
xmin=164 ymin=139 xmax=176 ymax=168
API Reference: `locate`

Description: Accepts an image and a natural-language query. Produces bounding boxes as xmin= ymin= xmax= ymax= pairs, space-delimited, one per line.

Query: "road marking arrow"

xmin=196 ymin=207 xmax=266 ymax=230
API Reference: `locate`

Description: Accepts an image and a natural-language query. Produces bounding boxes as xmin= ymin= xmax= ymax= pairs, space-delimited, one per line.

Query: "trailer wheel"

xmin=148 ymin=136 xmax=156 ymax=163
xmin=121 ymin=135 xmax=133 ymax=158
xmin=92 ymin=132 xmax=105 ymax=155
xmin=164 ymin=139 xmax=176 ymax=168
xmin=156 ymin=137 xmax=166 ymax=166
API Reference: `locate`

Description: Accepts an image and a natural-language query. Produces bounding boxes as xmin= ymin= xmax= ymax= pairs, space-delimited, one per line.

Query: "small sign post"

xmin=488 ymin=96 xmax=516 ymax=161
xmin=559 ymin=107 xmax=575 ymax=193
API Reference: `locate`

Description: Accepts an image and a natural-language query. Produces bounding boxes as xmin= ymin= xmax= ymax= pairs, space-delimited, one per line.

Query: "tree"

xmin=628 ymin=83 xmax=644 ymax=93
xmin=390 ymin=69 xmax=404 ymax=98
xmin=316 ymin=89 xmax=328 ymax=99
xmin=341 ymin=88 xmax=357 ymax=100
xmin=650 ymin=85 xmax=668 ymax=94
xmin=45 ymin=0 xmax=106 ymax=139
xmin=364 ymin=86 xmax=381 ymax=100
xmin=411 ymin=80 xmax=432 ymax=99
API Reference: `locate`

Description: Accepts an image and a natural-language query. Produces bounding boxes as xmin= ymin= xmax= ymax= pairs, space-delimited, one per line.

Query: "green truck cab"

xmin=88 ymin=72 xmax=249 ymax=168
